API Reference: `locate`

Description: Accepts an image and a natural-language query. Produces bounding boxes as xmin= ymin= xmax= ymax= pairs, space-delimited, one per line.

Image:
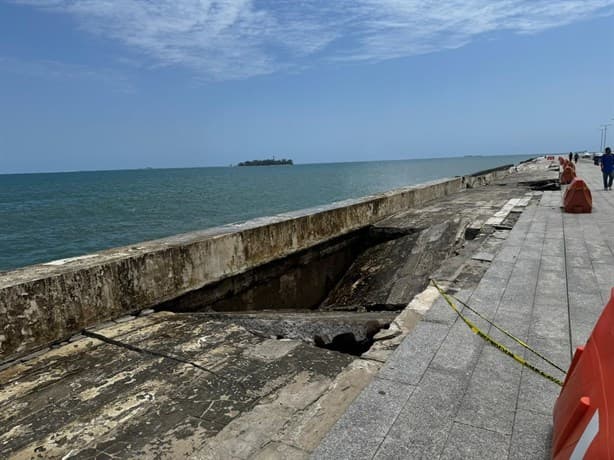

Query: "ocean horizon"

xmin=0 ymin=154 xmax=536 ymax=271
xmin=0 ymin=153 xmax=540 ymax=176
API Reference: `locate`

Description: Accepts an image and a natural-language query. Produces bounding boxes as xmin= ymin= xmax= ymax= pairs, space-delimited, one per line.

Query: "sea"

xmin=0 ymin=155 xmax=536 ymax=272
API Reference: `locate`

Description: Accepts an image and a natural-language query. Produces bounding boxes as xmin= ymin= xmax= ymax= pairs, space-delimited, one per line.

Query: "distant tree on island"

xmin=237 ymin=158 xmax=293 ymax=166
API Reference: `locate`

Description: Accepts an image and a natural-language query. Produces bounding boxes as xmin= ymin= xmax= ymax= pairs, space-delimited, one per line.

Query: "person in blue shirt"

xmin=601 ymin=147 xmax=614 ymax=190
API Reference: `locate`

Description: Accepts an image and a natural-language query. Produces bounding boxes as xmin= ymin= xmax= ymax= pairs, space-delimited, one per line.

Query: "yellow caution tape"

xmin=441 ymin=284 xmax=566 ymax=374
xmin=431 ymin=280 xmax=564 ymax=387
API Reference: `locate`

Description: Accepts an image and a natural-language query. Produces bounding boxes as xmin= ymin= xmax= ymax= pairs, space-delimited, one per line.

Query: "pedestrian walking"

xmin=601 ymin=147 xmax=614 ymax=190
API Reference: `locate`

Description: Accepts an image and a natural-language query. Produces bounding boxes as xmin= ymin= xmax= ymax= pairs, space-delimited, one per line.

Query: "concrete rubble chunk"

xmin=114 ymin=315 xmax=136 ymax=323
xmin=471 ymin=251 xmax=495 ymax=262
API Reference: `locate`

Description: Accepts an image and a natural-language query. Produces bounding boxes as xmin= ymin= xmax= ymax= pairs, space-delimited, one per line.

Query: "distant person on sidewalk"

xmin=601 ymin=147 xmax=614 ymax=190
xmin=569 ymin=152 xmax=573 ymax=162
xmin=574 ymin=152 xmax=579 ymax=163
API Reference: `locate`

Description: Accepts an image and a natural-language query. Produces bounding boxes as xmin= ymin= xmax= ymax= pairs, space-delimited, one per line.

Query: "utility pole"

xmin=601 ymin=124 xmax=612 ymax=152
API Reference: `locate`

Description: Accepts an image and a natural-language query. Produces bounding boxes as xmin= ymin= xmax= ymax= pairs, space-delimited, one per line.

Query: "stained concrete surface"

xmin=1 ymin=313 xmax=367 ymax=459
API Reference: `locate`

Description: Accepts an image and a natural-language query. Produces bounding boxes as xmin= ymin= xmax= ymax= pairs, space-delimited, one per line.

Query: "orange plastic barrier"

xmin=560 ymin=165 xmax=576 ymax=185
xmin=552 ymin=289 xmax=614 ymax=459
xmin=563 ymin=178 xmax=592 ymax=213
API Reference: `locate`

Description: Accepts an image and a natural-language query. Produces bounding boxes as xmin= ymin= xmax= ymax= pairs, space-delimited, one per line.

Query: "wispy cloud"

xmin=12 ymin=0 xmax=614 ymax=80
xmin=0 ymin=55 xmax=135 ymax=92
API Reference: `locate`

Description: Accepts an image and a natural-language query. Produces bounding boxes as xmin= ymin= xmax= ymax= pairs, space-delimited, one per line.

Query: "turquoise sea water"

xmin=0 ymin=155 xmax=534 ymax=271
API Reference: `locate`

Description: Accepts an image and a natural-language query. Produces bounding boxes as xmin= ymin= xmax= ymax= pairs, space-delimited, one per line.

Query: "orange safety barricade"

xmin=563 ymin=178 xmax=592 ymax=213
xmin=552 ymin=289 xmax=614 ymax=459
xmin=560 ymin=165 xmax=576 ymax=185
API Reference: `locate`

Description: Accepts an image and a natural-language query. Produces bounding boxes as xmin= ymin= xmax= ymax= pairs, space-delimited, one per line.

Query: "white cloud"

xmin=0 ymin=56 xmax=134 ymax=92
xmin=12 ymin=0 xmax=614 ymax=79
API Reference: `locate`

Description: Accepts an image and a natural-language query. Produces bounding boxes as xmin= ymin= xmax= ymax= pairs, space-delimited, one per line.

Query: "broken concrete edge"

xmin=361 ymin=283 xmax=445 ymax=363
xmin=0 ymin=165 xmax=520 ymax=362
xmin=360 ymin=190 xmax=536 ymax=363
xmin=462 ymin=163 xmax=515 ymax=188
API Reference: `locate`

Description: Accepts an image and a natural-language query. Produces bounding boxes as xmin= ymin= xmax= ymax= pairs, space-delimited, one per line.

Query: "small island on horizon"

xmin=237 ymin=158 xmax=293 ymax=166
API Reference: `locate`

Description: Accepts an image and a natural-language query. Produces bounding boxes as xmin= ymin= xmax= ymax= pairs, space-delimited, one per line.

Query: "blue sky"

xmin=1 ymin=0 xmax=613 ymax=173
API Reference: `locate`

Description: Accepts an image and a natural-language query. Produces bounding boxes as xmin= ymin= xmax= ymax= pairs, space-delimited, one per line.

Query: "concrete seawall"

xmin=0 ymin=166 xmax=512 ymax=361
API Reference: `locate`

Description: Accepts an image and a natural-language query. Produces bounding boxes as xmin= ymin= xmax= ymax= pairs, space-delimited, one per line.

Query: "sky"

xmin=1 ymin=1 xmax=613 ymax=173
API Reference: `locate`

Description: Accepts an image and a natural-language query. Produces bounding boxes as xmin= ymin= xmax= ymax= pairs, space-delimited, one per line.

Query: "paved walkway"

xmin=313 ymin=159 xmax=613 ymax=459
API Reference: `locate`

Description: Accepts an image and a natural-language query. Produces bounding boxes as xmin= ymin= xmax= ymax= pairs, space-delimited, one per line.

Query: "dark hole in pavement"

xmin=312 ymin=319 xmax=385 ymax=355
xmin=314 ymin=333 xmax=374 ymax=356
xmin=157 ymin=208 xmax=495 ymax=356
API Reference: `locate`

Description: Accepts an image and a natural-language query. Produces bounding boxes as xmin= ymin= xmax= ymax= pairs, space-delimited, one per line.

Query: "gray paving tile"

xmin=373 ymin=437 xmax=425 ymax=460
xmin=566 ymin=267 xmax=601 ymax=295
xmin=455 ymin=346 xmax=522 ymax=435
xmin=376 ymin=369 xmax=469 ymax=459
xmin=377 ymin=320 xmax=450 ymax=385
xmin=530 ymin=301 xmax=570 ymax=341
xmin=517 ymin=247 xmax=542 ymax=260
xmin=509 ymin=257 xmax=540 ymax=278
xmin=585 ymin=241 xmax=614 ymax=262
xmin=591 ymin=263 xmax=614 ymax=304
xmin=535 ymin=267 xmax=567 ymax=290
xmin=440 ymin=422 xmax=510 ymax=460
xmin=569 ymin=319 xmax=596 ymax=351
xmin=423 ymin=295 xmax=460 ymax=326
xmin=498 ymin=289 xmax=536 ymax=316
xmin=533 ymin=289 xmax=567 ymax=310
xmin=508 ymin=409 xmax=552 ymax=460
xmin=517 ymin=361 xmax=564 ymax=417
xmin=538 ymin=254 xmax=565 ymax=273
xmin=464 ymin=284 xmax=507 ymax=320
xmin=495 ymin=245 xmax=522 ymax=263
xmin=568 ymin=291 xmax=605 ymax=322
xmin=526 ymin=334 xmax=571 ymax=369
xmin=565 ymin=253 xmax=593 ymax=268
xmin=490 ymin=309 xmax=532 ymax=344
xmin=506 ymin=234 xmax=527 ymax=246
xmin=481 ymin=261 xmax=515 ymax=283
xmin=430 ymin=320 xmax=483 ymax=374
xmin=311 ymin=377 xmax=415 ymax=460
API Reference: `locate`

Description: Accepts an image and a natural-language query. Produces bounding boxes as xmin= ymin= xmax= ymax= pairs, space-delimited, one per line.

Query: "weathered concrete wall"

xmin=159 ymin=230 xmax=369 ymax=312
xmin=463 ymin=164 xmax=513 ymax=188
xmin=0 ymin=173 xmax=506 ymax=361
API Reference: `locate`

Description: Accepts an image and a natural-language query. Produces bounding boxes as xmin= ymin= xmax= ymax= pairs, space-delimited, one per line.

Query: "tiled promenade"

xmin=313 ymin=160 xmax=613 ymax=459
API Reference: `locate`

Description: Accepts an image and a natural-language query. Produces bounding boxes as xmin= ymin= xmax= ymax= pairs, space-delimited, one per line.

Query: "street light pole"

xmin=601 ymin=124 xmax=612 ymax=152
